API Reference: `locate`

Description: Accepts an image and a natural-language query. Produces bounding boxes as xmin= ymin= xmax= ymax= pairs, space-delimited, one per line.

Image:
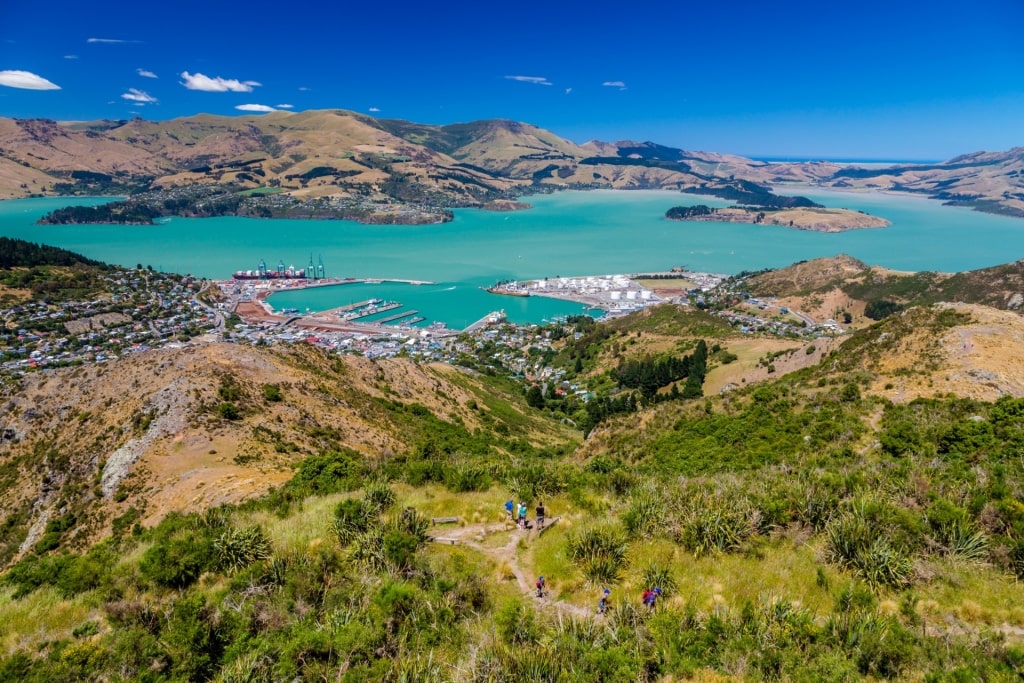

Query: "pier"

xmin=349 ymin=302 xmax=402 ymax=320
xmin=324 ymin=299 xmax=376 ymax=317
xmin=463 ymin=310 xmax=507 ymax=334
xmin=377 ymin=309 xmax=419 ymax=324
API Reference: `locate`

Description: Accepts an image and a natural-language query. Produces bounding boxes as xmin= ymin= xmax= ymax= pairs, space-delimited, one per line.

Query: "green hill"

xmin=4 ymin=280 xmax=1024 ymax=679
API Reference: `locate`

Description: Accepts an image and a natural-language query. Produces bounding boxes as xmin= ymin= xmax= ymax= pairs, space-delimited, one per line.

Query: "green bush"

xmin=569 ymin=526 xmax=629 ymax=584
xmin=620 ymin=484 xmax=668 ymax=538
xmin=825 ymin=503 xmax=914 ymax=589
xmin=678 ymin=493 xmax=757 ymax=557
xmin=215 ymin=525 xmax=272 ymax=574
xmin=140 ymin=533 xmax=215 ymax=589
xmin=216 ymin=402 xmax=240 ymax=420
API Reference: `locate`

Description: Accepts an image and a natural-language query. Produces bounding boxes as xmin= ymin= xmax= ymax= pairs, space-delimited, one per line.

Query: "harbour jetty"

xmin=348 ymin=301 xmax=401 ymax=320
xmin=376 ymin=309 xmax=419 ymax=324
xmin=463 ymin=310 xmax=507 ymax=334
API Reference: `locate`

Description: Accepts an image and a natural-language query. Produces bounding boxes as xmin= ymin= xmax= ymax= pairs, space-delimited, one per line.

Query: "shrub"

xmin=620 ymin=484 xmax=668 ymax=538
xmin=568 ymin=526 xmax=629 ymax=584
xmin=444 ymin=464 xmax=491 ymax=492
xmin=262 ymin=383 xmax=283 ymax=402
xmin=217 ymin=402 xmax=240 ymax=420
xmin=677 ymin=493 xmax=757 ymax=557
xmin=825 ymin=502 xmax=914 ymax=589
xmin=494 ymin=598 xmax=539 ymax=646
xmin=333 ymin=497 xmax=372 ymax=545
xmin=640 ymin=562 xmax=677 ymax=599
xmin=363 ymin=480 xmax=396 ymax=516
xmin=140 ymin=533 xmax=215 ymax=589
xmin=215 ymin=525 xmax=272 ymax=574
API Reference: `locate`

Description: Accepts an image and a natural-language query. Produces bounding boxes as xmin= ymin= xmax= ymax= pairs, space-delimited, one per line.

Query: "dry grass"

xmin=0 ymin=586 xmax=97 ymax=656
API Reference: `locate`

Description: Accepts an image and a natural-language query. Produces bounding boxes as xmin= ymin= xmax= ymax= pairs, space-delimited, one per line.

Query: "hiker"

xmin=504 ymin=499 xmax=514 ymax=522
xmin=535 ymin=576 xmax=546 ymax=598
xmin=598 ymin=588 xmax=610 ymax=615
xmin=518 ymin=502 xmax=527 ymax=528
xmin=642 ymin=587 xmax=661 ymax=610
xmin=536 ymin=501 xmax=546 ymax=529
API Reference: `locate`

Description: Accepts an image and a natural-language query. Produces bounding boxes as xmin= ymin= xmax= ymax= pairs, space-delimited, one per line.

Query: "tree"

xmin=526 ymin=385 xmax=545 ymax=409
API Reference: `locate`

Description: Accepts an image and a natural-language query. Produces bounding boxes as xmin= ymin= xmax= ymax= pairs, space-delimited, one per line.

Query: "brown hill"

xmin=1 ymin=111 xmax=1022 ymax=221
xmin=744 ymin=255 xmax=1024 ymax=319
xmin=0 ymin=341 xmax=575 ymax=564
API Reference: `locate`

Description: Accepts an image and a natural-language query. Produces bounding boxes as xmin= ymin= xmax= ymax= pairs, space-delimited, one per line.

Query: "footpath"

xmin=429 ymin=518 xmax=591 ymax=619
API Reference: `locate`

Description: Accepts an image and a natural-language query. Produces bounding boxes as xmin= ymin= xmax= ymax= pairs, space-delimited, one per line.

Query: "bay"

xmin=3 ymin=189 xmax=1024 ymax=327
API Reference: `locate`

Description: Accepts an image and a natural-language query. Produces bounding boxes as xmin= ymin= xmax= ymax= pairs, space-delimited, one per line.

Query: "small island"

xmin=482 ymin=199 xmax=533 ymax=212
xmin=666 ymin=204 xmax=890 ymax=232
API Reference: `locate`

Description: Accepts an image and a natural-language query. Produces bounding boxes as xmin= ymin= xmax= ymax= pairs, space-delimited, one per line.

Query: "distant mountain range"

xmin=1 ymin=110 xmax=1022 ymax=218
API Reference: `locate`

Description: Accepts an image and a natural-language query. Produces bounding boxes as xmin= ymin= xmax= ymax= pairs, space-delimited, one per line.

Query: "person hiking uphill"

xmin=517 ymin=502 xmax=528 ymax=528
xmin=598 ymin=588 xmax=610 ymax=615
xmin=535 ymin=576 xmax=546 ymax=598
xmin=504 ymin=499 xmax=514 ymax=523
xmin=536 ymin=501 xmax=546 ymax=529
xmin=642 ymin=587 xmax=661 ymax=610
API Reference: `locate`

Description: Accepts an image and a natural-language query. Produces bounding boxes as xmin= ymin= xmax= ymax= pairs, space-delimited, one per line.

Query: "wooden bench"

xmin=431 ymin=516 xmax=460 ymax=525
xmin=428 ymin=536 xmax=459 ymax=545
xmin=537 ymin=516 xmax=560 ymax=536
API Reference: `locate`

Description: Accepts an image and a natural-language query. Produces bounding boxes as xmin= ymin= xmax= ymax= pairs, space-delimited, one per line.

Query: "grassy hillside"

xmin=742 ymin=256 xmax=1024 ymax=329
xmin=4 ymin=295 xmax=1024 ymax=679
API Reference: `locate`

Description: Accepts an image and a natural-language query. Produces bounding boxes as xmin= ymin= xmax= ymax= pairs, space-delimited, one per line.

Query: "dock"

xmin=377 ymin=309 xmax=419 ymax=324
xmin=349 ymin=302 xmax=402 ymax=320
xmin=325 ymin=299 xmax=376 ymax=317
xmin=463 ymin=310 xmax=507 ymax=334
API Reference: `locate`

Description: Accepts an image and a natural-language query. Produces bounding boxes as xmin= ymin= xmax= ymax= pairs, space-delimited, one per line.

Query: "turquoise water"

xmin=4 ymin=189 xmax=1024 ymax=326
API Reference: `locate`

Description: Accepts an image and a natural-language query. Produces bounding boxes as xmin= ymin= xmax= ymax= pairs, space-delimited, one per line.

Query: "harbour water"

xmin=4 ymin=189 xmax=1024 ymax=326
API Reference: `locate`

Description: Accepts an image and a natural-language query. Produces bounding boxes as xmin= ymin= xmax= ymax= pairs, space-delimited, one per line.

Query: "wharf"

xmin=324 ymin=299 xmax=375 ymax=317
xmin=463 ymin=310 xmax=507 ymax=334
xmin=350 ymin=302 xmax=401 ymax=320
xmin=377 ymin=309 xmax=419 ymax=324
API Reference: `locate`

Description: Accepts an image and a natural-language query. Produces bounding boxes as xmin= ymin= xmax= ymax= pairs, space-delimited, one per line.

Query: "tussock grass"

xmin=236 ymin=491 xmax=349 ymax=554
xmin=0 ymin=585 xmax=96 ymax=655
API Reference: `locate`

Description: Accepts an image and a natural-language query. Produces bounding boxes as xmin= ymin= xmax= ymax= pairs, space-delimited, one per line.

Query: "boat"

xmin=485 ymin=286 xmax=529 ymax=297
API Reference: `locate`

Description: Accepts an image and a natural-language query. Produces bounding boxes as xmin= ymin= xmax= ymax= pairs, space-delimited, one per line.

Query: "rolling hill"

xmin=2 ymin=110 xmax=1021 ymax=220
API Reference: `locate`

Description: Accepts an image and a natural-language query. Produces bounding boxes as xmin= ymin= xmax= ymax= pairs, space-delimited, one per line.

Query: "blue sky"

xmin=1 ymin=0 xmax=1022 ymax=159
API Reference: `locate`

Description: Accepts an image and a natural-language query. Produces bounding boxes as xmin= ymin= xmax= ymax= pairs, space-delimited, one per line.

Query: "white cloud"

xmin=137 ymin=68 xmax=157 ymax=78
xmin=369 ymin=107 xmax=380 ymax=112
xmin=565 ymin=87 xmax=572 ymax=94
xmin=235 ymin=103 xmax=276 ymax=112
xmin=180 ymin=71 xmax=259 ymax=92
xmin=505 ymin=75 xmax=552 ymax=86
xmin=0 ymin=70 xmax=60 ymax=90
xmin=87 ymin=37 xmax=137 ymax=44
xmin=298 ymin=86 xmax=310 ymax=91
xmin=602 ymin=81 xmax=626 ymax=88
xmin=64 ymin=54 xmax=79 ymax=60
xmin=275 ymin=103 xmax=294 ymax=109
xmin=122 ymin=88 xmax=157 ymax=104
